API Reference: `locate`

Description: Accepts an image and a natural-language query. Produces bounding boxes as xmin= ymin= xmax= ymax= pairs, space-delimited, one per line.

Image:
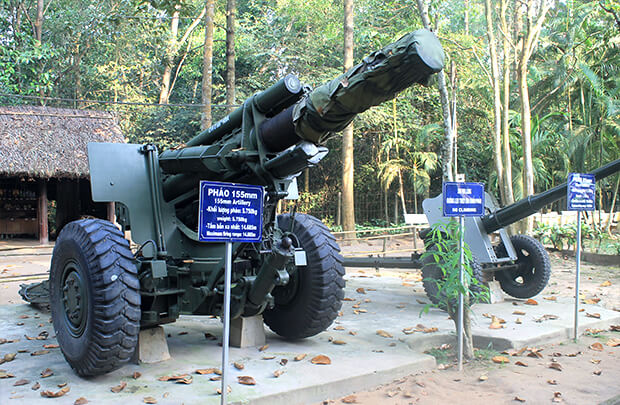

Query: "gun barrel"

xmin=482 ymin=159 xmax=620 ymax=233
xmin=186 ymin=74 xmax=303 ymax=147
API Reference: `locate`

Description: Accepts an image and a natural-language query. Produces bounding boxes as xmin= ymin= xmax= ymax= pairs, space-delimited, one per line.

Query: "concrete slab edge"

xmin=238 ymin=355 xmax=437 ymax=405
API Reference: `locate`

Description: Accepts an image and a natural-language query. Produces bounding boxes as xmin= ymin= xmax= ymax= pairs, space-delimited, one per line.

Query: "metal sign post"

xmin=567 ymin=173 xmax=595 ymax=342
xmin=443 ymin=181 xmax=485 ymax=371
xmin=197 ymin=181 xmax=264 ymax=404
xmin=221 ymin=242 xmax=232 ymax=404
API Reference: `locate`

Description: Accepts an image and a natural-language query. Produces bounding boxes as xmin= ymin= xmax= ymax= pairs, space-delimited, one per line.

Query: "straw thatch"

xmin=0 ymin=106 xmax=126 ymax=179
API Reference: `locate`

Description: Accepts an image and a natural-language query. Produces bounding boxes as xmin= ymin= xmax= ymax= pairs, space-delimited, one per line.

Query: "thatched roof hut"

xmin=0 ymin=106 xmax=125 ymax=179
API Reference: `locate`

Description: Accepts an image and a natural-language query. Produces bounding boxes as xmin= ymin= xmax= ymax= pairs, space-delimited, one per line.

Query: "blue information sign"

xmin=567 ymin=173 xmax=595 ymax=211
xmin=443 ymin=182 xmax=485 ymax=217
xmin=198 ymin=181 xmax=264 ymax=242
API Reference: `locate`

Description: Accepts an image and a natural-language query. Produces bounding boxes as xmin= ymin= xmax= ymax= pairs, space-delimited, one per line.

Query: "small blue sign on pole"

xmin=443 ymin=182 xmax=485 ymax=217
xmin=198 ymin=181 xmax=264 ymax=242
xmin=567 ymin=173 xmax=595 ymax=211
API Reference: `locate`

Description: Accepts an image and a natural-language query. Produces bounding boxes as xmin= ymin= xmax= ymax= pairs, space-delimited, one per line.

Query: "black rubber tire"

xmin=421 ymin=245 xmax=488 ymax=307
xmin=263 ymin=213 xmax=345 ymax=339
xmin=50 ymin=219 xmax=140 ymax=376
xmin=494 ymin=234 xmax=551 ymax=299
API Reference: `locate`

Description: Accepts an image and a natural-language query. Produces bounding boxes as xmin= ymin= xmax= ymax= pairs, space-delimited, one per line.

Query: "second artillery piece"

xmin=41 ymin=29 xmax=446 ymax=376
xmin=346 ymin=158 xmax=620 ymax=305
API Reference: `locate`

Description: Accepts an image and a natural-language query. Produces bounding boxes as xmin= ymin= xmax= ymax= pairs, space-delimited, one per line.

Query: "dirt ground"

xmin=1 ymin=235 xmax=619 ymax=404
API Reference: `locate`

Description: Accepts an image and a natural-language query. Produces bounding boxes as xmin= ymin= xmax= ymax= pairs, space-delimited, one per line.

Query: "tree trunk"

xmin=605 ymin=175 xmax=619 ymax=234
xmin=485 ymin=0 xmax=505 ymax=204
xmin=518 ymin=60 xmax=535 ymax=232
xmin=464 ymin=0 xmax=469 ymax=35
xmin=34 ymin=0 xmax=45 ymax=102
xmin=201 ymin=0 xmax=215 ymax=130
xmin=415 ymin=0 xmax=454 ymax=182
xmin=500 ymin=0 xmax=515 ymax=207
xmin=34 ymin=0 xmax=43 ymax=43
xmin=516 ymin=0 xmax=550 ymax=233
xmin=159 ymin=6 xmax=180 ymax=104
xmin=341 ymin=0 xmax=356 ymax=233
xmin=226 ymin=0 xmax=236 ymax=114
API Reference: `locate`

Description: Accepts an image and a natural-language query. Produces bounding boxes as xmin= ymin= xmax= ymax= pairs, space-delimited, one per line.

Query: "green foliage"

xmin=420 ymin=220 xmax=488 ymax=315
xmin=532 ymin=221 xmax=605 ymax=251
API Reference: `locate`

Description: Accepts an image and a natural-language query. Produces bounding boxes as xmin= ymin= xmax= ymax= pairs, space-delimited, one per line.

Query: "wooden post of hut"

xmin=37 ymin=179 xmax=49 ymax=244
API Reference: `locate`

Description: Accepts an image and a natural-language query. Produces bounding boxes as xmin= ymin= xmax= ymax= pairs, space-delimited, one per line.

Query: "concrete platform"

xmin=1 ymin=274 xmax=618 ymax=404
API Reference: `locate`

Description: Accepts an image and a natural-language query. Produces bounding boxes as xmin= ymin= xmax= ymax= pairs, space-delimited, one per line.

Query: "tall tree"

xmin=516 ymin=0 xmax=551 ymax=232
xmin=341 ymin=0 xmax=355 ymax=232
xmin=225 ymin=0 xmax=236 ymax=114
xmin=415 ymin=0 xmax=454 ymax=182
xmin=484 ymin=0 xmax=504 ymax=203
xmin=201 ymin=0 xmax=215 ymax=129
xmin=499 ymin=0 xmax=515 ymax=206
xmin=159 ymin=2 xmax=206 ymax=104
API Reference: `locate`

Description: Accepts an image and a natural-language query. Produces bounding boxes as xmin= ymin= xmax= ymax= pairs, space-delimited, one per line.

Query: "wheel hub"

xmin=61 ymin=263 xmax=87 ymax=337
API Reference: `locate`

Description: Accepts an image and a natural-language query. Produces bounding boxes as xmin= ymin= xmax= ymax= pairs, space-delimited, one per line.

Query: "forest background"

xmin=1 ymin=0 xmax=618 ymax=232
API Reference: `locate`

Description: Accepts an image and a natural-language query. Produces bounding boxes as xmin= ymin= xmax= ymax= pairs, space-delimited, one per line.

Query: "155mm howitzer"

xmin=39 ymin=29 xmax=444 ymax=376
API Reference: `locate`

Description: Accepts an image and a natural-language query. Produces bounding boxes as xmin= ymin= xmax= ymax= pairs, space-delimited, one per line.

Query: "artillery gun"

xmin=346 ymin=159 xmax=620 ymax=304
xmin=40 ymin=29 xmax=445 ymax=376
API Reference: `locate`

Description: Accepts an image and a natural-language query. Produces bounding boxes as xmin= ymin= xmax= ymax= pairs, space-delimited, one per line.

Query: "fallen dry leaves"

xmin=294 ymin=353 xmax=307 ymax=361
xmin=341 ymin=394 xmax=357 ymax=403
xmin=41 ymin=368 xmax=53 ymax=378
xmin=32 ymin=382 xmax=40 ymax=390
xmin=234 ymin=362 xmax=244 ymax=370
xmin=40 ymin=386 xmax=70 ymax=398
xmin=355 ymin=287 xmax=366 ymax=294
xmin=583 ymin=298 xmax=601 ymax=304
xmin=195 ymin=368 xmax=221 ymax=375
xmin=143 ymin=397 xmax=157 ymax=404
xmin=110 ymin=381 xmax=127 ymax=393
xmin=273 ymin=369 xmax=284 ymax=378
xmin=599 ymin=280 xmax=612 ymax=287
xmin=514 ymin=361 xmax=528 ymax=367
xmin=547 ymin=379 xmax=558 ymax=385
xmin=258 ymin=344 xmax=269 ymax=352
xmin=512 ymin=310 xmax=526 ymax=315
xmin=544 ymin=296 xmax=557 ymax=301
xmin=610 ymin=325 xmax=620 ymax=332
xmin=237 ymin=376 xmax=256 ymax=385
xmin=262 ymin=355 xmax=276 ymax=360
xmin=524 ymin=299 xmax=538 ymax=305
xmin=586 ymin=313 xmax=601 ymax=319
xmin=589 ymin=342 xmax=604 ymax=351
xmin=332 ymin=340 xmax=346 ymax=345
xmin=0 ymin=372 xmax=15 ymax=379
xmin=31 ymin=349 xmax=50 ymax=356
xmin=489 ymin=316 xmax=505 ymax=329
xmin=376 ymin=330 xmax=393 ymax=338
xmin=42 ymin=344 xmax=59 ymax=349
xmin=549 ymin=362 xmax=563 ymax=371
xmin=158 ymin=374 xmax=193 ymax=384
xmin=311 ymin=355 xmax=331 ymax=365
xmin=402 ymin=324 xmax=438 ymax=334
xmin=333 ymin=326 xmax=345 ymax=331
xmin=492 ymin=355 xmax=510 ymax=364
xmin=74 ymin=397 xmax=89 ymax=405
xmin=606 ymin=338 xmax=620 ymax=347
xmin=133 ymin=371 xmax=142 ymax=379
xmin=534 ymin=314 xmax=559 ymax=323
xmin=514 ymin=396 xmax=526 ymax=402
xmin=13 ymin=379 xmax=29 ymax=386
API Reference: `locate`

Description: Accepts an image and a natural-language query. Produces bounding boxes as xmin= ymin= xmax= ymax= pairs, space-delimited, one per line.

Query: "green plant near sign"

xmin=420 ymin=220 xmax=489 ymax=359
